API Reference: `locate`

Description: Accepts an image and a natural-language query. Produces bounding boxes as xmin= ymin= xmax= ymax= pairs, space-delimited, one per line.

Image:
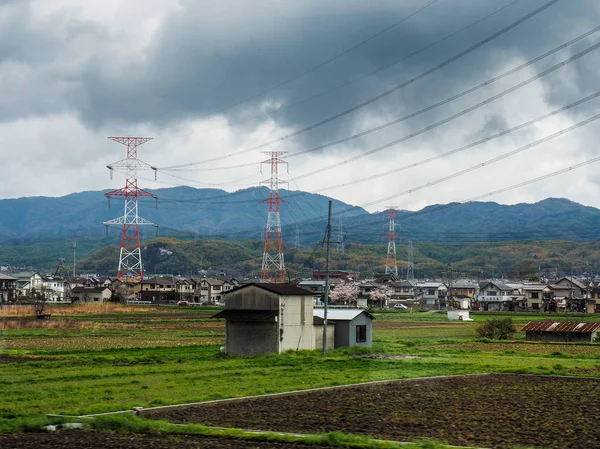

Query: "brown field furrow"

xmin=146 ymin=374 xmax=600 ymax=449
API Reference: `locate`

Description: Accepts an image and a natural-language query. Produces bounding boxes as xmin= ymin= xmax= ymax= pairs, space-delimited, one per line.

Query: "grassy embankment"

xmin=1 ymin=304 xmax=600 ymax=432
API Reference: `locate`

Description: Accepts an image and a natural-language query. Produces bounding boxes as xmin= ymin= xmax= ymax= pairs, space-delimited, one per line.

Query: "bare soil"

xmin=146 ymin=374 xmax=600 ymax=449
xmin=0 ymin=431 xmax=334 ymax=448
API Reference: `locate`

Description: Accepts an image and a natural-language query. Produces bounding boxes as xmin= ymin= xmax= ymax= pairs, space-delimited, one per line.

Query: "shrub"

xmin=476 ymin=318 xmax=516 ymax=340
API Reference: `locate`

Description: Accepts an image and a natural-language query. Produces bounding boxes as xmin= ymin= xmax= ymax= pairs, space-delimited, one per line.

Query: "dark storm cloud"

xmin=2 ymin=0 xmax=600 ymax=145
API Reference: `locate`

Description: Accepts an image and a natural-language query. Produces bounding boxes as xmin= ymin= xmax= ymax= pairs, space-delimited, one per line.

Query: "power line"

xmin=158 ymin=136 xmax=600 ymax=243
xmin=359 ymin=111 xmax=600 ymax=210
xmin=153 ymin=26 xmax=597 ymax=209
xmin=155 ymin=0 xmax=522 ymax=145
xmin=311 ymin=90 xmax=600 ymax=193
xmin=284 ymin=38 xmax=600 ymax=181
xmin=162 ymin=13 xmax=597 ymax=180
xmin=160 ymin=0 xmax=560 ymax=170
xmin=203 ymin=0 xmax=442 ymax=116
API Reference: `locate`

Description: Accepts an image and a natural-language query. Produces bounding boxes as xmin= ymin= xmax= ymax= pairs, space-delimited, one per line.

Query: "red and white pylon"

xmin=103 ymin=137 xmax=158 ymax=282
xmin=384 ymin=207 xmax=398 ymax=278
xmin=260 ymin=151 xmax=288 ymax=283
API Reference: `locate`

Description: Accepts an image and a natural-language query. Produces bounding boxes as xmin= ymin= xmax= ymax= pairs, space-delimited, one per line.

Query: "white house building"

xmin=23 ymin=273 xmax=67 ymax=302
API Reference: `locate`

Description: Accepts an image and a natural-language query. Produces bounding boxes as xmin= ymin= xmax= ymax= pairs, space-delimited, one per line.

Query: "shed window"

xmin=356 ymin=325 xmax=367 ymax=343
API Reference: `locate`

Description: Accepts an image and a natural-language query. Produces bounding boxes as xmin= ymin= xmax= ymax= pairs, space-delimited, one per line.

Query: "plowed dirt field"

xmin=146 ymin=374 xmax=600 ymax=449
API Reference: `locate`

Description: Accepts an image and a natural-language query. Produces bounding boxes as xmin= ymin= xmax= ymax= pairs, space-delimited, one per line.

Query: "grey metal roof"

xmin=313 ymin=309 xmax=374 ymax=321
xmin=0 ymin=274 xmax=16 ymax=280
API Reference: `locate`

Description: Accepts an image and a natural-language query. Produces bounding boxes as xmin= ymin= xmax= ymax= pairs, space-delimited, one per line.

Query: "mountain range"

xmin=1 ymin=186 xmax=599 ymax=246
xmin=2 ymin=187 xmax=600 ymax=275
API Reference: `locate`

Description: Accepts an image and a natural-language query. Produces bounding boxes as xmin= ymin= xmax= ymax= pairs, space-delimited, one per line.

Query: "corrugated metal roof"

xmin=522 ymin=321 xmax=600 ymax=333
xmin=313 ymin=309 xmax=374 ymax=321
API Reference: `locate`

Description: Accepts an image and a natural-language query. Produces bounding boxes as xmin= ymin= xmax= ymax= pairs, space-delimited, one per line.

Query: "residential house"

xmin=71 ymin=286 xmax=112 ymax=303
xmin=139 ymin=276 xmax=178 ymax=302
xmin=214 ymin=283 xmax=316 ymax=356
xmin=24 ymin=273 xmax=67 ymax=302
xmin=522 ymin=283 xmax=554 ymax=311
xmin=176 ymin=277 xmax=196 ymax=302
xmin=547 ymin=277 xmax=589 ymax=312
xmin=0 ymin=274 xmax=16 ymax=303
xmin=357 ymin=281 xmax=378 ymax=298
xmin=312 ymin=270 xmax=360 ymax=282
xmin=11 ymin=271 xmax=35 ymax=296
xmin=416 ymin=282 xmax=447 ymax=309
xmin=388 ymin=280 xmax=420 ymax=303
xmin=447 ymin=280 xmax=478 ymax=309
xmin=298 ymin=279 xmax=327 ymax=304
xmin=588 ymin=283 xmax=600 ymax=313
xmin=522 ymin=321 xmax=600 ymax=342
xmin=476 ymin=281 xmax=520 ymax=311
xmin=198 ymin=278 xmax=234 ymax=303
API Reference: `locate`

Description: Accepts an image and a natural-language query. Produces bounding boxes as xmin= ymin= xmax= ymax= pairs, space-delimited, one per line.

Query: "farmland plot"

xmin=146 ymin=374 xmax=600 ymax=449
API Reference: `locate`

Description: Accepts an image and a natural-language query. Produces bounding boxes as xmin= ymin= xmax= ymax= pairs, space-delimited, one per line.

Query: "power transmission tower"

xmin=406 ymin=239 xmax=415 ymax=282
xmin=260 ymin=151 xmax=288 ymax=283
xmin=384 ymin=207 xmax=398 ymax=278
xmin=103 ymin=137 xmax=158 ymax=283
xmin=335 ymin=216 xmax=345 ymax=252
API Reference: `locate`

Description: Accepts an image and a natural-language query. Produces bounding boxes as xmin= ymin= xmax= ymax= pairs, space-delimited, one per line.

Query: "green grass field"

xmin=2 ymin=305 xmax=600 ymax=434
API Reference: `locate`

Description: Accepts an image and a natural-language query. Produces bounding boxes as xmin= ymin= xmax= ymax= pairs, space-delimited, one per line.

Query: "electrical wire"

xmin=156 ymin=114 xmax=600 ymax=242
xmin=160 ymin=0 xmax=561 ymax=170
xmin=154 ymin=0 xmax=522 ymax=144
xmin=161 ymin=9 xmax=597 ymax=178
xmin=202 ymin=0 xmax=442 ymax=116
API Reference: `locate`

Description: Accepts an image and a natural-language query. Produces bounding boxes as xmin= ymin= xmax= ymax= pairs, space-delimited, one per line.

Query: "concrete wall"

xmin=314 ymin=324 xmax=335 ymax=350
xmin=280 ymin=295 xmax=314 ymax=352
xmin=226 ymin=321 xmax=278 ymax=356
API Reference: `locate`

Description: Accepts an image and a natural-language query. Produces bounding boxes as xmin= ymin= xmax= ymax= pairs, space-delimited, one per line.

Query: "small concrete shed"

xmin=213 ymin=282 xmax=314 ymax=356
xmin=522 ymin=321 xmax=600 ymax=342
xmin=313 ymin=309 xmax=374 ymax=348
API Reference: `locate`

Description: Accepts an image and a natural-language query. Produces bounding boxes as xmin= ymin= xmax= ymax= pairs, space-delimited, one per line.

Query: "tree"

xmin=369 ymin=285 xmax=392 ymax=308
xmin=28 ymin=287 xmax=50 ymax=318
xmin=329 ymin=283 xmax=359 ymax=305
xmin=476 ymin=318 xmax=516 ymax=340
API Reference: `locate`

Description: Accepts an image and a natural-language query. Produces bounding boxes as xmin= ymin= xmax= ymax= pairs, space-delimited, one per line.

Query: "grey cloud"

xmin=2 ymin=0 xmax=600 ymax=148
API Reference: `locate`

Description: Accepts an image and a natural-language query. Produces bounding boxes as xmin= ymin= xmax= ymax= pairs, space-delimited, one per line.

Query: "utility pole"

xmin=384 ymin=207 xmax=398 ymax=278
xmin=260 ymin=151 xmax=288 ymax=283
xmin=72 ymin=242 xmax=76 ymax=277
xmin=103 ymin=137 xmax=158 ymax=282
xmin=447 ymin=264 xmax=453 ymax=310
xmin=322 ymin=200 xmax=332 ymax=357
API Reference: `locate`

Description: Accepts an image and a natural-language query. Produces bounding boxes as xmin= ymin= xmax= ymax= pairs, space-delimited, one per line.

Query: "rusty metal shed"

xmin=522 ymin=321 xmax=600 ymax=342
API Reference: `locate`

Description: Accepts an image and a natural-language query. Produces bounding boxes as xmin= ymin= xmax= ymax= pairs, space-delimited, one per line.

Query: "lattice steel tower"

xmin=384 ymin=207 xmax=398 ymax=277
xmin=103 ymin=137 xmax=158 ymax=282
xmin=260 ymin=151 xmax=288 ymax=283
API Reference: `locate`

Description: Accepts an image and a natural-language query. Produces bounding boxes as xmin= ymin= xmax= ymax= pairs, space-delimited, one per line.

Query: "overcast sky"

xmin=2 ymin=0 xmax=600 ymax=214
